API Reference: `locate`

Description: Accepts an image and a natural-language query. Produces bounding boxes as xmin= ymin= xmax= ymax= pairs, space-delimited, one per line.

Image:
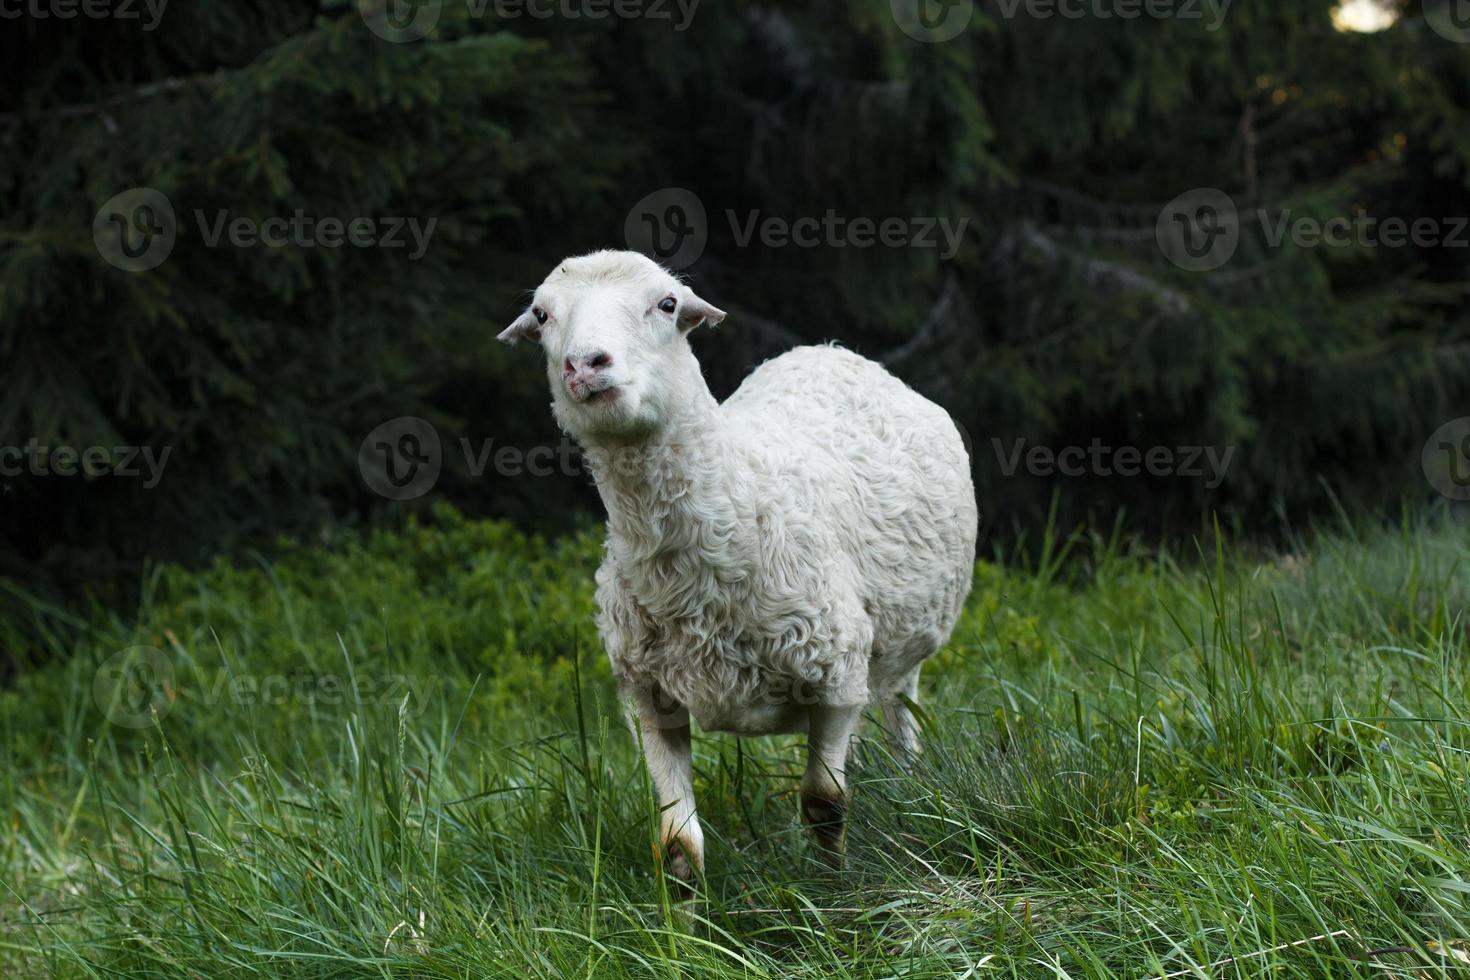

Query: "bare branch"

xmin=1006 ymin=221 xmax=1193 ymax=315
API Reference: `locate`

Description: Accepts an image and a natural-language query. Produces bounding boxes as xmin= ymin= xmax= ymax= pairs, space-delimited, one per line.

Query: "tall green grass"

xmin=2 ymin=504 xmax=1468 ymax=977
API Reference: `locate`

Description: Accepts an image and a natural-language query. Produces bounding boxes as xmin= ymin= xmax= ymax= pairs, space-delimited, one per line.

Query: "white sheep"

xmin=499 ymin=250 xmax=977 ymax=882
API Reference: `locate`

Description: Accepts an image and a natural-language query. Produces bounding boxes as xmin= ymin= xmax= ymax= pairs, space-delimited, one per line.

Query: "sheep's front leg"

xmin=801 ymin=703 xmax=863 ymax=860
xmin=629 ymin=688 xmax=704 ymax=887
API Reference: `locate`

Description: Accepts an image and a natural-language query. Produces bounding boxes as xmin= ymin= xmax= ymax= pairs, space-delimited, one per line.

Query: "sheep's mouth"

xmin=571 ymin=384 xmax=620 ymax=405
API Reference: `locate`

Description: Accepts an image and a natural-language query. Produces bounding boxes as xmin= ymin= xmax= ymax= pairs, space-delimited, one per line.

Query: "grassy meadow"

xmin=3 ymin=505 xmax=1470 ymax=977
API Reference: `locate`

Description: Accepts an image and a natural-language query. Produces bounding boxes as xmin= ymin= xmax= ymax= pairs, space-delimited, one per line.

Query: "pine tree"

xmin=0 ymin=1 xmax=627 ymax=588
xmin=3 ymin=0 xmax=1466 ymax=604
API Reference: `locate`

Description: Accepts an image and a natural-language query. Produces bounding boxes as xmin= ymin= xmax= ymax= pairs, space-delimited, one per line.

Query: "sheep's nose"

xmin=564 ymin=351 xmax=613 ymax=375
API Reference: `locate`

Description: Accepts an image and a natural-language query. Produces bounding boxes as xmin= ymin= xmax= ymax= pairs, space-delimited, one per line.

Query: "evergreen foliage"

xmin=2 ymin=0 xmax=1467 ymax=593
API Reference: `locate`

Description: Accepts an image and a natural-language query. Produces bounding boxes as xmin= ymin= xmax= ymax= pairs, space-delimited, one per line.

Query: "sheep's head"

xmin=498 ymin=250 xmax=726 ymax=444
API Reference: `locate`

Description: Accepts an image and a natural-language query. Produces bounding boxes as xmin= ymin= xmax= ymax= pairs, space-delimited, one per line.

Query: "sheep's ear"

xmin=497 ymin=310 xmax=540 ymax=346
xmin=678 ymin=292 xmax=726 ymax=333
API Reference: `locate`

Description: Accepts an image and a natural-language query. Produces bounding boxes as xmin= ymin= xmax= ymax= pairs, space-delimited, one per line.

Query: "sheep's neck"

xmin=584 ymin=408 xmax=750 ymax=571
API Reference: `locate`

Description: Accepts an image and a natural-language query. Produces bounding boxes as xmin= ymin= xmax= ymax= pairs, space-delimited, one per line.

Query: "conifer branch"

xmin=0 ymin=68 xmax=235 ymax=127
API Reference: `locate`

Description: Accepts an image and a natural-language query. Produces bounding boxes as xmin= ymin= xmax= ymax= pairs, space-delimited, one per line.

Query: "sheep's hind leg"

xmin=880 ymin=667 xmax=923 ymax=771
xmin=801 ymin=703 xmax=863 ymax=862
xmin=629 ymin=688 xmax=704 ymax=890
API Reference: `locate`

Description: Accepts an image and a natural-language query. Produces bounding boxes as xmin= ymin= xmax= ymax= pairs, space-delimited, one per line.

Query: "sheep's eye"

xmin=657 ymin=296 xmax=677 ymax=315
xmin=532 ymin=307 xmax=548 ymax=325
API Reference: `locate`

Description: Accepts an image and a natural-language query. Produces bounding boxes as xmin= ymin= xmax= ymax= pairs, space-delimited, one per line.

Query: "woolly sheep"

xmin=499 ymin=250 xmax=977 ymax=882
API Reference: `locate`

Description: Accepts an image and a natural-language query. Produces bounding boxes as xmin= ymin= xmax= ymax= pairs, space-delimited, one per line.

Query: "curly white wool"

xmin=590 ymin=344 xmax=975 ymax=730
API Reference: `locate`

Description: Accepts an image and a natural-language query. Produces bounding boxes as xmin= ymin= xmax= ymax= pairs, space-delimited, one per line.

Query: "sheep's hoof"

xmin=661 ymin=838 xmax=697 ymax=898
xmin=801 ymin=794 xmax=847 ymax=862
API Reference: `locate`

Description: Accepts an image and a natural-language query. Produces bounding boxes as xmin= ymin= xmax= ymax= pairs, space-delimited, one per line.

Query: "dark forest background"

xmin=3 ymin=0 xmax=1469 ymax=606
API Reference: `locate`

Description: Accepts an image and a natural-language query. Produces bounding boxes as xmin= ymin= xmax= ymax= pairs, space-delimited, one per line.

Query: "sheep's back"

xmin=721 ymin=344 xmax=977 ymax=688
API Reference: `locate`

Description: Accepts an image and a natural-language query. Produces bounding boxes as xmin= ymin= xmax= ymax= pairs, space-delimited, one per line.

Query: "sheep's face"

xmin=498 ymin=251 xmax=725 ymax=444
